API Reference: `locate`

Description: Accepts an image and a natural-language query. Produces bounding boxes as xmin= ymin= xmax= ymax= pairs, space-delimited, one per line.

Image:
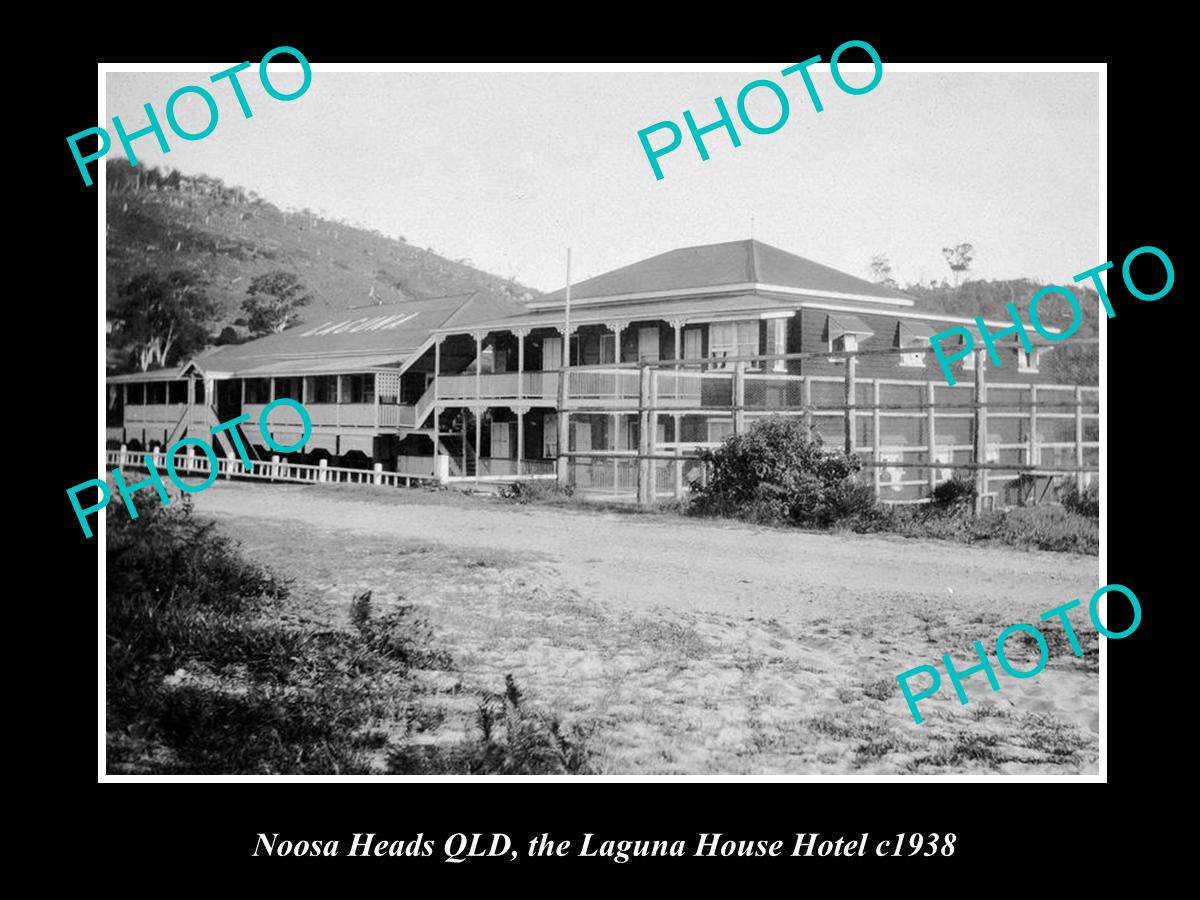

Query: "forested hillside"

xmin=902 ymin=280 xmax=1099 ymax=384
xmin=105 ymin=162 xmax=534 ymax=322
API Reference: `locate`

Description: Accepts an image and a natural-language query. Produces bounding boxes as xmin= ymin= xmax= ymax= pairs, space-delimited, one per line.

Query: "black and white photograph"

xmin=93 ymin=61 xmax=1109 ymax=779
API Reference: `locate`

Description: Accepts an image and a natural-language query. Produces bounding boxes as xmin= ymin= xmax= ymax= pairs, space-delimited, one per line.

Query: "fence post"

xmin=926 ymin=381 xmax=937 ymax=497
xmin=873 ymin=380 xmax=882 ymax=501
xmin=637 ymin=363 xmax=651 ymax=506
xmin=802 ymin=376 xmax=813 ymax=435
xmin=373 ymin=462 xmax=383 ymax=485
xmin=844 ymin=354 xmax=857 ymax=455
xmin=319 ymin=458 xmax=328 ymax=484
xmin=1074 ymin=384 xmax=1084 ymax=490
xmin=674 ymin=443 xmax=683 ymax=502
xmin=733 ymin=362 xmax=746 ymax=435
xmin=1028 ymin=385 xmax=1039 ymax=470
xmin=972 ymin=349 xmax=988 ymax=514
xmin=270 ymin=454 xmax=279 ymax=482
xmin=119 ymin=443 xmax=128 ymax=470
xmin=648 ymin=369 xmax=659 ymax=504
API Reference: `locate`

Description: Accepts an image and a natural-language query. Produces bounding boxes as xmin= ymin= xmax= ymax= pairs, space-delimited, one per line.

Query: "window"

xmin=168 ymin=381 xmax=187 ymax=404
xmin=491 ymin=421 xmax=513 ymax=458
xmin=683 ymin=327 xmax=702 ymax=361
xmin=767 ymin=318 xmax=787 ymax=371
xmin=340 ymin=374 xmax=375 ymax=404
xmin=194 ymin=380 xmax=205 ymax=404
xmin=708 ymin=321 xmax=758 ymax=369
xmin=147 ymin=382 xmax=166 ymax=404
xmin=542 ymin=336 xmax=563 ymax=369
xmin=275 ymin=376 xmax=303 ymax=403
xmin=244 ymin=378 xmax=271 ymax=404
xmin=127 ymin=383 xmax=144 ymax=405
xmin=638 ymin=326 xmax=660 ymax=362
xmin=580 ymin=333 xmax=600 ymax=366
xmin=896 ymin=321 xmax=935 ymax=368
xmin=306 ymin=375 xmax=338 ymax=403
xmin=825 ymin=314 xmax=873 ymax=362
xmin=600 ymin=333 xmax=616 ymax=364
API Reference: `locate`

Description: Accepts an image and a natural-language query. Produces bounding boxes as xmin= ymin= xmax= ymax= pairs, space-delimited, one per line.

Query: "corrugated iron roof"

xmin=536 ymin=240 xmax=915 ymax=305
xmin=436 ymin=292 xmax=800 ymax=333
xmin=186 ymin=291 xmax=526 ymax=377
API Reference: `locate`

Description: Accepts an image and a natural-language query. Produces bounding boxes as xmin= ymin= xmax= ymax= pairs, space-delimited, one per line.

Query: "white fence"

xmin=105 ymin=447 xmax=441 ymax=489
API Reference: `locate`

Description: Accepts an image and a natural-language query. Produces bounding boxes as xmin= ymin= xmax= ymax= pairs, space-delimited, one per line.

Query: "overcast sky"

xmin=105 ymin=67 xmax=1100 ymax=294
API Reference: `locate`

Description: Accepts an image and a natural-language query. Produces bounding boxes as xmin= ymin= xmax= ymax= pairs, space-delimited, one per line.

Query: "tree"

xmin=242 ymin=270 xmax=313 ymax=335
xmin=941 ymin=243 xmax=975 ymax=286
xmin=111 ymin=270 xmax=217 ymax=371
xmin=215 ymin=325 xmax=243 ymax=346
xmin=868 ymin=254 xmax=896 ymax=287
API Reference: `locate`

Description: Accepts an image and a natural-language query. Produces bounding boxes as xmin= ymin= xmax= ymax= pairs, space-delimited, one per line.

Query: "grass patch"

xmin=106 ymin=493 xmax=594 ymax=775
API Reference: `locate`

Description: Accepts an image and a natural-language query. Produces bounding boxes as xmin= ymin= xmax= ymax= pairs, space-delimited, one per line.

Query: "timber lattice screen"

xmin=558 ymin=347 xmax=1099 ymax=508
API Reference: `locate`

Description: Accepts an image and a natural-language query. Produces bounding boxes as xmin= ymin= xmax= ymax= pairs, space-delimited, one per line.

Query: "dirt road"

xmin=193 ymin=482 xmax=1102 ymax=775
xmin=196 ymin=483 xmax=1095 ymax=619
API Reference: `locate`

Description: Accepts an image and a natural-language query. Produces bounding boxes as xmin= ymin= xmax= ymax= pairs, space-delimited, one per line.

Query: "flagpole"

xmin=563 ymin=248 xmax=572 ymax=367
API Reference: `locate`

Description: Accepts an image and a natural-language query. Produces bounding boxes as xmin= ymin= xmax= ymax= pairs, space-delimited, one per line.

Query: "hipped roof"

xmin=536 ymin=239 xmax=916 ymax=306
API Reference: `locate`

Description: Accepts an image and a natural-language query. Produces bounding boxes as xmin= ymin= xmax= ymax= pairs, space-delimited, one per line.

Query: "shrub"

xmin=930 ymin=474 xmax=977 ymax=510
xmin=1059 ymin=480 xmax=1099 ymax=518
xmin=387 ymin=674 xmax=596 ymax=775
xmin=863 ymin=500 xmax=1098 ymax=555
xmin=350 ymin=590 xmax=454 ymax=671
xmin=690 ymin=417 xmax=870 ymax=527
xmin=501 ymin=479 xmax=575 ymax=504
xmin=994 ymin=504 xmax=1098 ymax=554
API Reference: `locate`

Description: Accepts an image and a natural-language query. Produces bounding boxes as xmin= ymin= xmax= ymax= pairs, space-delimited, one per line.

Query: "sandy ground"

xmin=192 ymin=481 xmax=1102 ymax=775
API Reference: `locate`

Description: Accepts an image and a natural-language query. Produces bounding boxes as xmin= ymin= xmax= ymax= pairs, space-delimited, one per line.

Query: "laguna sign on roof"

xmin=299 ymin=312 xmax=420 ymax=336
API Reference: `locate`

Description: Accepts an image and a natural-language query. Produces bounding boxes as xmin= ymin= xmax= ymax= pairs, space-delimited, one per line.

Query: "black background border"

xmin=34 ymin=13 xmax=1179 ymax=880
